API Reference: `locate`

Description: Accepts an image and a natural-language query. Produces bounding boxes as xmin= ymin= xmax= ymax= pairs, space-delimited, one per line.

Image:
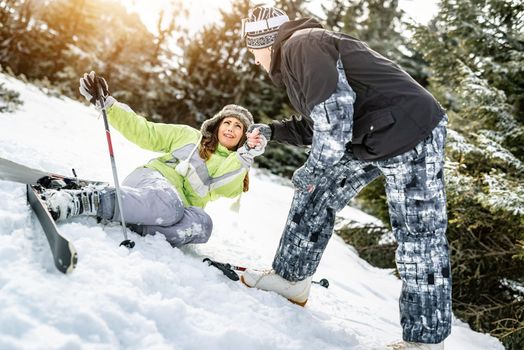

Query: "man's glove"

xmin=247 ymin=123 xmax=272 ymax=141
xmin=292 ymin=165 xmax=317 ymax=192
xmin=79 ymin=71 xmax=112 ymax=109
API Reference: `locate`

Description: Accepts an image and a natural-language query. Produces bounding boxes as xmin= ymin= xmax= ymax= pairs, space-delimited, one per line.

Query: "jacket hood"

xmin=269 ymin=18 xmax=324 ymax=87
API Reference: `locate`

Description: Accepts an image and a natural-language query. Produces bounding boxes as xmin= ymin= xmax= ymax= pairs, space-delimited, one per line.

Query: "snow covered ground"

xmin=0 ymin=73 xmax=504 ymax=349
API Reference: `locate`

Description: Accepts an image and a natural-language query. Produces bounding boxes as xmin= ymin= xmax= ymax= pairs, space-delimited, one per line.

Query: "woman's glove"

xmin=238 ymin=132 xmax=267 ymax=158
xmin=244 ymin=127 xmax=268 ymax=156
xmin=247 ymin=123 xmax=272 ymax=147
xmin=79 ymin=71 xmax=115 ymax=110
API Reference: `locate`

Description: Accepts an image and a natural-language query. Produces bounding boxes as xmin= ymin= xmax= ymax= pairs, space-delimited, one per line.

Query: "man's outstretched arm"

xmin=247 ymin=114 xmax=314 ymax=148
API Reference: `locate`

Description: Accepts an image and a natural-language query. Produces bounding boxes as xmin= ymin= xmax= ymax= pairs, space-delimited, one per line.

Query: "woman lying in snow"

xmin=44 ymin=71 xmax=266 ymax=247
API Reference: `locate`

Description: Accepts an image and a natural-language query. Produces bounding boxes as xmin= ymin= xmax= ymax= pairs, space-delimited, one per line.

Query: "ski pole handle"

xmin=203 ymin=258 xmax=240 ymax=281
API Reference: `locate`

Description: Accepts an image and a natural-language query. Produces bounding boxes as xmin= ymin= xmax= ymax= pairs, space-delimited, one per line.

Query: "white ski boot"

xmin=43 ymin=184 xmax=104 ymax=221
xmin=241 ymin=268 xmax=312 ymax=306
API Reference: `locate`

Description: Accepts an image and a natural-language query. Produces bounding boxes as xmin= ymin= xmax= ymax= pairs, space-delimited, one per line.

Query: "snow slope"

xmin=0 ymin=73 xmax=504 ymax=350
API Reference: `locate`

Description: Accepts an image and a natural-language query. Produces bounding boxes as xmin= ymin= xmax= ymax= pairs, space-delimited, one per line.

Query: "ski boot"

xmin=42 ymin=184 xmax=105 ymax=221
xmin=241 ymin=268 xmax=312 ymax=306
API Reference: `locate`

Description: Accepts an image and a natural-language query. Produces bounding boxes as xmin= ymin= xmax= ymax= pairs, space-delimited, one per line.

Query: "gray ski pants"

xmin=99 ymin=167 xmax=213 ymax=247
xmin=273 ymin=116 xmax=451 ymax=343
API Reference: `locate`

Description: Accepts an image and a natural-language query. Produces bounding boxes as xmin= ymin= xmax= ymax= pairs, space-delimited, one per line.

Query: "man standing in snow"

xmin=240 ymin=6 xmax=451 ymax=350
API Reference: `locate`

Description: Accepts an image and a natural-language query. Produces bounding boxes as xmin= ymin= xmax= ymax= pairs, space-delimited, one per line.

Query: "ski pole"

xmin=97 ymin=88 xmax=135 ymax=249
xmin=203 ymin=258 xmax=329 ymax=288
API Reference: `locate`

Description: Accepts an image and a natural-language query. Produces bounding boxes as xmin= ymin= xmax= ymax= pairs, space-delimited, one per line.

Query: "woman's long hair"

xmin=198 ymin=118 xmax=249 ymax=192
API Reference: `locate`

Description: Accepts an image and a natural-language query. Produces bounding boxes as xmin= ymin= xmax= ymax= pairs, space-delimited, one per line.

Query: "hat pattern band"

xmin=246 ymin=31 xmax=278 ymax=48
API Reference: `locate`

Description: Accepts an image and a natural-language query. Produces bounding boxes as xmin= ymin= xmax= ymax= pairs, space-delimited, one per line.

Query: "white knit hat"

xmin=200 ymin=104 xmax=254 ymax=137
xmin=241 ymin=6 xmax=289 ymax=49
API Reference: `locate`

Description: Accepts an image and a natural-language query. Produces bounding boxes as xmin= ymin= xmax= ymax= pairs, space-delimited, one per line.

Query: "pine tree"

xmin=162 ymin=0 xmax=289 ymax=125
xmin=322 ymin=0 xmax=428 ymax=84
xmin=0 ymin=81 xmax=23 ymax=113
xmin=0 ymin=0 xmax=55 ymax=78
xmin=36 ymin=0 xmax=98 ymax=79
xmin=40 ymin=0 xmax=160 ymax=102
xmin=274 ymin=0 xmax=315 ymax=19
xmin=1 ymin=0 xmax=173 ymax=108
xmin=136 ymin=5 xmax=187 ymax=120
xmin=413 ymin=1 xmax=524 ymax=348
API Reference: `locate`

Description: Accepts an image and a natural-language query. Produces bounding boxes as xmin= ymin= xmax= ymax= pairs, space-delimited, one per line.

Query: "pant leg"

xmin=129 ymin=207 xmax=213 ymax=248
xmin=376 ymin=118 xmax=451 ymax=344
xmin=98 ymin=167 xmax=185 ymax=226
xmin=272 ymin=152 xmax=381 ymax=281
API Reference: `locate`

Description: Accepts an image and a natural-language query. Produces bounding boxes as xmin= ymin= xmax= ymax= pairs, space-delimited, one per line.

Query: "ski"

xmin=27 ymin=184 xmax=78 ymax=274
xmin=0 ymin=156 xmax=107 ymax=274
xmin=202 ymin=258 xmax=329 ymax=288
xmin=0 ymin=157 xmax=51 ymax=185
xmin=0 ymin=156 xmax=103 ymax=187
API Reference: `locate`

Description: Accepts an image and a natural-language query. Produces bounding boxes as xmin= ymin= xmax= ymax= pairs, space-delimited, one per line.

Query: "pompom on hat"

xmin=241 ymin=6 xmax=289 ymax=49
xmin=200 ymin=104 xmax=254 ymax=137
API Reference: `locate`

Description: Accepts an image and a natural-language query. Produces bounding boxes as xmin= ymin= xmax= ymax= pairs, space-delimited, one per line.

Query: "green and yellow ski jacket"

xmin=106 ymin=101 xmax=253 ymax=208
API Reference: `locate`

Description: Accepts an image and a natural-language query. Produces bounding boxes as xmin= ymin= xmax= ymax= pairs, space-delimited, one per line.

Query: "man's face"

xmin=248 ymin=47 xmax=272 ymax=72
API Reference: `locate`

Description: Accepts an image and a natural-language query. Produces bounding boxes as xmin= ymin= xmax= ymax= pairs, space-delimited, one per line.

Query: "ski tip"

xmin=64 ymin=244 xmax=78 ymax=274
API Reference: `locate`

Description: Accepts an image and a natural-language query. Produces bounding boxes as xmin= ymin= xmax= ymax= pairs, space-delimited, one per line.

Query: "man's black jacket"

xmin=268 ymin=18 xmax=445 ymax=161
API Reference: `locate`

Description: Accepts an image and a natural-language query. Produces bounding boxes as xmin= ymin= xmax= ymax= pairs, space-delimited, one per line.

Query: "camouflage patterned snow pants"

xmin=273 ymin=116 xmax=451 ymax=343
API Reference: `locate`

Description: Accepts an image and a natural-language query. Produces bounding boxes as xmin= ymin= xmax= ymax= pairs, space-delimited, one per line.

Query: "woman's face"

xmin=217 ymin=117 xmax=245 ymax=150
